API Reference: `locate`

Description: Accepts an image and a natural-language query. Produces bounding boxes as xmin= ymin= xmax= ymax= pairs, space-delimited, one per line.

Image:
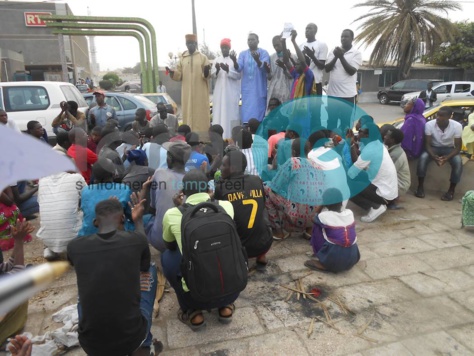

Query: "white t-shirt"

xmin=348 ymin=141 xmax=398 ymax=201
xmin=327 ymin=47 xmax=362 ymax=98
xmin=425 ymin=119 xmax=462 ymax=147
xmin=37 ymin=172 xmax=86 ymax=253
xmin=299 ymin=40 xmax=328 ymax=84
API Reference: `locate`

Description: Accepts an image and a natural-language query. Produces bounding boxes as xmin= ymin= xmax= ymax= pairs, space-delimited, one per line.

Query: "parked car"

xmin=400 ymin=81 xmax=474 ymax=104
xmin=83 ymin=92 xmax=157 ymax=131
xmin=377 ymin=79 xmax=444 ymax=105
xmin=76 ymin=84 xmax=90 ymax=93
xmin=0 ymin=81 xmax=88 ymax=137
xmin=115 ymin=81 xmax=142 ymax=93
xmin=389 ymin=98 xmax=474 ymax=129
xmin=141 ymin=93 xmax=178 ymax=115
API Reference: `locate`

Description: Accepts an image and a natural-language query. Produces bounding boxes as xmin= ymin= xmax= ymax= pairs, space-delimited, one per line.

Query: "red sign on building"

xmin=24 ymin=12 xmax=52 ymax=27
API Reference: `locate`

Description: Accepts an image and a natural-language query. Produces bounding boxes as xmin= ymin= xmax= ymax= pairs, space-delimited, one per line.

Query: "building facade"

xmin=0 ymin=1 xmax=91 ymax=83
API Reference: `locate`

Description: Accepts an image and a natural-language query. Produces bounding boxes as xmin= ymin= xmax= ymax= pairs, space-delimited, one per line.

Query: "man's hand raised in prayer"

xmin=220 ymin=63 xmax=230 ymax=73
xmin=203 ymin=64 xmax=211 ymax=78
xmin=263 ymin=61 xmax=271 ymax=74
xmin=333 ymin=47 xmax=345 ymax=59
xmin=229 ymin=50 xmax=239 ymax=70
xmin=276 ymin=59 xmax=285 ymax=69
xmin=251 ymin=51 xmax=262 ymax=67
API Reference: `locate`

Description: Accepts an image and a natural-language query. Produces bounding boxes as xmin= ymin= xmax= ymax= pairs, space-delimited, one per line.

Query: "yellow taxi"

xmin=390 ymin=98 xmax=474 ymax=128
xmin=141 ymin=93 xmax=178 ymax=115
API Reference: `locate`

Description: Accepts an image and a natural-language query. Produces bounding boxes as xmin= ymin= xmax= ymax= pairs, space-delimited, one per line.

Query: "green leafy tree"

xmin=353 ymin=0 xmax=461 ymax=79
xmin=99 ymin=80 xmax=113 ymax=90
xmin=430 ymin=21 xmax=474 ymax=69
xmin=103 ymin=72 xmax=121 ymax=87
xmin=132 ymin=62 xmax=141 ymax=74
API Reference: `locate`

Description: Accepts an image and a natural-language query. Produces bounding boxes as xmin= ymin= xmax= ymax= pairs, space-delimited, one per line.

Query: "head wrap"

xmin=127 ymin=149 xmax=147 ymax=166
xmin=220 ymin=38 xmax=231 ymax=48
xmin=185 ymin=34 xmax=197 ymax=42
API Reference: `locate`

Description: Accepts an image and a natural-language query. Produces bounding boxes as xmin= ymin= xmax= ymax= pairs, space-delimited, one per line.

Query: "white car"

xmin=0 ymin=81 xmax=88 ymax=136
xmin=401 ymin=81 xmax=474 ymax=104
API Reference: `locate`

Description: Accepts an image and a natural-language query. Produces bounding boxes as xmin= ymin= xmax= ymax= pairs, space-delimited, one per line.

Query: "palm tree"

xmin=353 ymin=0 xmax=461 ymax=79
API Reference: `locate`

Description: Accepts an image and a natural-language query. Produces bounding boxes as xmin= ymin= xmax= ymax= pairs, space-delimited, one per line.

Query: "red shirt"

xmin=67 ymin=144 xmax=98 ymax=184
xmin=87 ymin=137 xmax=98 ymax=153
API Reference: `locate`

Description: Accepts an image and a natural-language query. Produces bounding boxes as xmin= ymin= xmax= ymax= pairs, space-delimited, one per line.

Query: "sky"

xmin=40 ymin=0 xmax=474 ymax=71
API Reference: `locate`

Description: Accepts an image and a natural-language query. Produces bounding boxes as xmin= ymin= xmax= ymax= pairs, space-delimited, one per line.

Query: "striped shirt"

xmin=37 ymin=172 xmax=86 ymax=253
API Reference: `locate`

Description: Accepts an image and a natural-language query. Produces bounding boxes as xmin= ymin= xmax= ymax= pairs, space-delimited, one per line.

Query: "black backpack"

xmin=178 ymin=201 xmax=248 ymax=302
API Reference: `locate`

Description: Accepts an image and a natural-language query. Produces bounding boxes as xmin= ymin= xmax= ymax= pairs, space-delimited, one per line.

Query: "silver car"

xmin=401 ymin=81 xmax=474 ymax=104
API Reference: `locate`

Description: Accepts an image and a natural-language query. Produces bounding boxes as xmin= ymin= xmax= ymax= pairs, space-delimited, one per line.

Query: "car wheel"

xmin=125 ymin=86 xmax=130 ymax=92
xmin=379 ymin=94 xmax=389 ymax=105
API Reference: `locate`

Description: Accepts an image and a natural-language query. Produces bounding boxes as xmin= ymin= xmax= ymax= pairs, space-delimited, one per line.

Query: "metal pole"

xmin=47 ymin=22 xmax=152 ymax=92
xmin=192 ymin=0 xmax=197 ymax=38
xmin=41 ymin=15 xmax=160 ymax=92
xmin=57 ymin=34 xmax=69 ymax=82
xmin=52 ymin=30 xmax=147 ymax=89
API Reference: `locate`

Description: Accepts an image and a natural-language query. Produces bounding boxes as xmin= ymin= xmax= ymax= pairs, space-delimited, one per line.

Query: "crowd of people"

xmin=0 ymin=22 xmax=469 ymax=356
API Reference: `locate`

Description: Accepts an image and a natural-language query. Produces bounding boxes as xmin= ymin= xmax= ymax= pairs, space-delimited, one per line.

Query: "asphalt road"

xmin=357 ymin=102 xmax=404 ymax=125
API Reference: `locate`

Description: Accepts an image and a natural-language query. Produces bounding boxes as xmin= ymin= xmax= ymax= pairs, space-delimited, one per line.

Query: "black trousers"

xmin=350 ymin=184 xmax=387 ymax=211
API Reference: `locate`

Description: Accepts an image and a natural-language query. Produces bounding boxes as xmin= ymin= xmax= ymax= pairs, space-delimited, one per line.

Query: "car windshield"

xmin=133 ymin=94 xmax=157 ymax=109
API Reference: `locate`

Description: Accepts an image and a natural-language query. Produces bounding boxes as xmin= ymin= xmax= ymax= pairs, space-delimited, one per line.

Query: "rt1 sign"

xmin=24 ymin=12 xmax=52 ymax=27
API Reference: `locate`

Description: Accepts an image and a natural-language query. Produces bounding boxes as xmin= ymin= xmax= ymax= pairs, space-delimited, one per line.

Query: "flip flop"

xmin=414 ymin=188 xmax=425 ymax=198
xmin=273 ymin=232 xmax=290 ymax=241
xmin=178 ymin=309 xmax=205 ymax=331
xmin=441 ymin=192 xmax=454 ymax=201
xmin=218 ymin=304 xmax=235 ymax=324
xmin=304 ymin=259 xmax=329 ymax=273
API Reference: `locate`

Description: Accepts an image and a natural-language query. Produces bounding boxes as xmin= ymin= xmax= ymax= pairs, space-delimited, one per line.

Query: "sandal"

xmin=414 ymin=188 xmax=425 ymax=198
xmin=178 ymin=309 xmax=205 ymax=331
xmin=304 ymin=259 xmax=329 ymax=273
xmin=272 ymin=232 xmax=290 ymax=241
xmin=218 ymin=304 xmax=235 ymax=324
xmin=441 ymin=192 xmax=454 ymax=201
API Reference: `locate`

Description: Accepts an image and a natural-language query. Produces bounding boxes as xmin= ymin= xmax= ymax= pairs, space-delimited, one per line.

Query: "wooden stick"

xmin=280 ymin=285 xmax=313 ymax=296
xmin=299 ymin=279 xmax=306 ymax=300
xmin=357 ymin=308 xmax=376 ymax=336
xmin=314 ymin=315 xmax=340 ymax=332
xmin=285 ymin=291 xmax=294 ymax=302
xmin=307 ymin=318 xmax=315 ymax=338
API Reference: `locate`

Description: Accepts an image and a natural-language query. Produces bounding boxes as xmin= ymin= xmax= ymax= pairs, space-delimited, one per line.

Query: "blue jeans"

xmin=417 ymin=147 xmax=463 ymax=184
xmin=77 ymin=263 xmax=157 ymax=349
xmin=18 ymin=196 xmax=39 ymax=217
xmin=161 ymin=249 xmax=239 ymax=312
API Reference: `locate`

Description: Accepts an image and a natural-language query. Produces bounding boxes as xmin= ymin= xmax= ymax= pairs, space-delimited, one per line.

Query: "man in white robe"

xmin=211 ymin=38 xmax=241 ymax=139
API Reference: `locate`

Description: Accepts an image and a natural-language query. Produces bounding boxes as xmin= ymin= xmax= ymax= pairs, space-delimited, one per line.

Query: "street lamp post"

xmin=191 ymin=0 xmax=197 ymax=41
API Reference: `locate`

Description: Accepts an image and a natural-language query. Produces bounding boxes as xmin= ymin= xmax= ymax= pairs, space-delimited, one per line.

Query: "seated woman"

xmin=400 ymin=97 xmax=426 ymax=159
xmin=304 ymin=188 xmax=360 ymax=273
xmin=264 ymin=138 xmax=324 ymax=240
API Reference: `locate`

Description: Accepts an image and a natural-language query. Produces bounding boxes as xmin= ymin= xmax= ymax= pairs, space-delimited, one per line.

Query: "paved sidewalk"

xmin=10 ymin=189 xmax=474 ymax=356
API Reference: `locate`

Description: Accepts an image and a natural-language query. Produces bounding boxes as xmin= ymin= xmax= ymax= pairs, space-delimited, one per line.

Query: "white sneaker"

xmin=361 ymin=205 xmax=387 ymax=223
xmin=43 ymin=248 xmax=59 ymax=261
